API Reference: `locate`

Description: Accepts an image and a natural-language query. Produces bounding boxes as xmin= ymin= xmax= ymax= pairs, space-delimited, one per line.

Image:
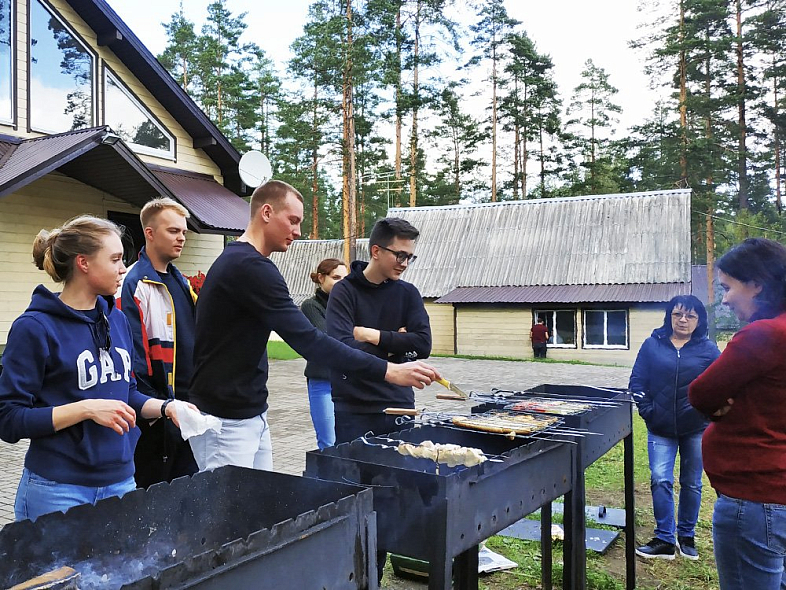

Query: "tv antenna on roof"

xmin=238 ymin=151 xmax=273 ymax=188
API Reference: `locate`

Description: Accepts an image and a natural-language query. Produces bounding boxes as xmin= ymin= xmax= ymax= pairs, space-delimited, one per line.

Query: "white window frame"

xmin=103 ymin=68 xmax=175 ymax=160
xmin=28 ymin=0 xmax=96 ymax=134
xmin=582 ymin=309 xmax=629 ymax=349
xmin=0 ymin=0 xmax=14 ymax=126
xmin=535 ymin=309 xmax=577 ymax=349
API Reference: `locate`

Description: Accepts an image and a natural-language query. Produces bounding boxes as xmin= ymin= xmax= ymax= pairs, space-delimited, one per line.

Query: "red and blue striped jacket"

xmin=116 ymin=248 xmax=197 ymax=400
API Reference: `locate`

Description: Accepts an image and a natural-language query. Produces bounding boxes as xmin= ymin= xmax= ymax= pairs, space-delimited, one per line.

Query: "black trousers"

xmin=334 ymin=410 xmax=408 ymax=581
xmin=134 ymin=417 xmax=198 ymax=489
xmin=533 ymin=342 xmax=548 ymax=358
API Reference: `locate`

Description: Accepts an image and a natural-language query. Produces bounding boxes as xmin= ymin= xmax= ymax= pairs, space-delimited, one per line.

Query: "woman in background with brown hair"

xmin=300 ymin=258 xmax=348 ymax=449
xmin=0 ymin=216 xmax=183 ymax=521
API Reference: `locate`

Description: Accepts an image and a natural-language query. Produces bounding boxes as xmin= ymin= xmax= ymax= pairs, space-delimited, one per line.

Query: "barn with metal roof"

xmin=273 ymin=189 xmax=695 ymax=364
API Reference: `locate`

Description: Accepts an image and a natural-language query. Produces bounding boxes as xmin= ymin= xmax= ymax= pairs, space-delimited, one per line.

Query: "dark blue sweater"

xmin=0 ymin=286 xmax=149 ymax=486
xmin=190 ymin=241 xmax=388 ymax=419
xmin=326 ymin=260 xmax=431 ymax=413
xmin=629 ymin=327 xmax=720 ymax=437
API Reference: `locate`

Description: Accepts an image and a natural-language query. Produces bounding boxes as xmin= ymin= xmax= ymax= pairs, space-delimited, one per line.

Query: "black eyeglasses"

xmin=378 ymin=245 xmax=417 ymax=264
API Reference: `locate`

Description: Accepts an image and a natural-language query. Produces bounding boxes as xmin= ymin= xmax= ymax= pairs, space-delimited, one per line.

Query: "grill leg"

xmin=541 ymin=502 xmax=553 ymax=590
xmin=624 ymin=432 xmax=636 ymax=590
xmin=564 ymin=458 xmax=587 ymax=590
xmin=428 ymin=553 xmax=453 ymax=590
xmin=453 ymin=545 xmax=479 ymax=590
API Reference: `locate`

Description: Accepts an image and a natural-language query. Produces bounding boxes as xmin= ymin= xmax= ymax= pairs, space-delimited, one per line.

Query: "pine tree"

xmin=468 ymin=0 xmax=520 ymax=201
xmin=158 ymin=2 xmax=198 ymax=91
xmin=499 ymin=32 xmax=561 ymax=199
xmin=246 ymin=45 xmax=282 ymax=157
xmin=288 ymin=0 xmax=344 ymax=239
xmin=565 ymin=59 xmax=623 ymax=194
xmin=426 ymin=81 xmax=487 ymax=203
xmin=196 ymin=1 xmax=249 ymax=128
xmin=748 ymin=0 xmax=786 ymax=213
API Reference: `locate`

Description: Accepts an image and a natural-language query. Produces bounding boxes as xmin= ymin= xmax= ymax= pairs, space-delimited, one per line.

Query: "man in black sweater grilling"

xmin=188 ymin=181 xmax=438 ymax=472
xmin=326 ymin=217 xmax=432 ymax=443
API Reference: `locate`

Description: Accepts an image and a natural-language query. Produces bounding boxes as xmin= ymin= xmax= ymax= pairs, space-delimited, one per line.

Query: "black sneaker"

xmin=677 ymin=536 xmax=699 ymax=560
xmin=635 ymin=537 xmax=676 ymax=560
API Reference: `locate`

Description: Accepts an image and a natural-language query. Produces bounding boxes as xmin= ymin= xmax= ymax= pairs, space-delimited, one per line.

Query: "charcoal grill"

xmin=0 ymin=466 xmax=377 ymax=589
xmin=305 ymin=424 xmax=574 ymax=590
xmin=473 ymin=384 xmax=634 ymax=590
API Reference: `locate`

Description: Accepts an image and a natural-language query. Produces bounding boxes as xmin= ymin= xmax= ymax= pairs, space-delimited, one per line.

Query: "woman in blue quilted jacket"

xmin=630 ymin=295 xmax=720 ymax=561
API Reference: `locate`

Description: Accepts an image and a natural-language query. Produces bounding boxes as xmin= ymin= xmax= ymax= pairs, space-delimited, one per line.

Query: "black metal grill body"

xmin=305 ymin=424 xmax=573 ymax=590
xmin=0 ymin=467 xmax=377 ymax=590
xmin=472 ymin=384 xmax=634 ymax=590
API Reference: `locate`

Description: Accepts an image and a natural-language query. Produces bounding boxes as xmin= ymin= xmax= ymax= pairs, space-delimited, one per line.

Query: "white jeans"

xmin=189 ymin=412 xmax=273 ymax=472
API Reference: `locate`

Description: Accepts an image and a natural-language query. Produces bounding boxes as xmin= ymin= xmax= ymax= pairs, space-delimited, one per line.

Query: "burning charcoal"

xmin=9 ymin=566 xmax=79 ymax=590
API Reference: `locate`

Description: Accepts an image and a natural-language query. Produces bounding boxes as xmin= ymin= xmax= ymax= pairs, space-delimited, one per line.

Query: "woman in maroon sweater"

xmin=689 ymin=238 xmax=786 ymax=590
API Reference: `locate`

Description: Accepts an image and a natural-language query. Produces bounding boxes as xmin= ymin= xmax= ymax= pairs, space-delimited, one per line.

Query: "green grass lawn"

xmin=267 ymin=340 xmax=301 ymax=360
xmin=267 ymin=344 xmax=624 ymax=368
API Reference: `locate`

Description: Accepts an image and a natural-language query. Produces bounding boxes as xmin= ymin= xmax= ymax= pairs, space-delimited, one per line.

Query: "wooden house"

xmin=0 ymin=0 xmax=250 ymax=350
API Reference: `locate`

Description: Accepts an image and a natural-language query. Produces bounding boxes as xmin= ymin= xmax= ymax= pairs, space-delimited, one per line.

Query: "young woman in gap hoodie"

xmin=0 ymin=216 xmax=186 ymax=521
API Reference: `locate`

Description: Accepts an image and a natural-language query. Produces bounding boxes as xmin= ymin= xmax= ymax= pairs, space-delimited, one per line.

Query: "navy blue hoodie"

xmin=0 ymin=286 xmax=149 ymax=486
xmin=326 ymin=260 xmax=432 ymax=412
xmin=629 ymin=327 xmax=720 ymax=437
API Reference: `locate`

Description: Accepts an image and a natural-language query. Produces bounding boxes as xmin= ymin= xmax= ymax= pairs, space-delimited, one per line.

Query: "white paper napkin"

xmin=172 ymin=400 xmax=222 ymax=440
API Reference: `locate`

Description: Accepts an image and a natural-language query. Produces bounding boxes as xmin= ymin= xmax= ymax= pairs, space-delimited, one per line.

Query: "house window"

xmin=584 ymin=309 xmax=628 ymax=349
xmin=0 ymin=0 xmax=12 ymax=124
xmin=104 ymin=69 xmax=175 ymax=159
xmin=535 ymin=310 xmax=577 ymax=348
xmin=29 ymin=0 xmax=94 ymax=133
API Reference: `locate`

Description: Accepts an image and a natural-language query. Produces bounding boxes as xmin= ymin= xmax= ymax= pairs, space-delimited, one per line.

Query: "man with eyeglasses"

xmin=326 ymin=217 xmax=432 ymax=444
xmin=326 ymin=216 xmax=431 ymax=580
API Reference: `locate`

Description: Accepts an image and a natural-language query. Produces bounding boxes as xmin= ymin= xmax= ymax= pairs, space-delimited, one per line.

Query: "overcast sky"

xmin=109 ymin=0 xmax=660 ymax=133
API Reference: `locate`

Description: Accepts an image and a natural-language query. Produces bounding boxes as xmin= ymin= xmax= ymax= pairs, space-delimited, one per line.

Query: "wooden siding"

xmin=4 ymin=0 xmax=222 ymax=179
xmin=452 ymin=305 xmax=664 ymax=366
xmin=424 ymin=300 xmax=454 ymax=356
xmin=0 ymin=173 xmax=223 ymax=346
xmin=456 ymin=307 xmax=530 ymax=359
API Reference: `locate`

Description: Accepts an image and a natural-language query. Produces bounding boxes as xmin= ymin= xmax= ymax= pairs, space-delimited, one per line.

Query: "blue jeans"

xmin=307 ymin=379 xmax=335 ymax=450
xmin=714 ymin=494 xmax=786 ymax=590
xmin=14 ymin=468 xmax=136 ymax=522
xmin=647 ymin=431 xmax=704 ymax=544
xmin=189 ymin=411 xmax=273 ymax=472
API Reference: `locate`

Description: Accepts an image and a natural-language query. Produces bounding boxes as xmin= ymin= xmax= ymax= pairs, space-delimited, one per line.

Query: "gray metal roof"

xmin=389 ymin=189 xmax=692 ymax=297
xmin=270 ymin=239 xmax=369 ymax=306
xmin=271 ymin=189 xmax=692 ymax=303
xmin=435 ymin=283 xmax=691 ymax=304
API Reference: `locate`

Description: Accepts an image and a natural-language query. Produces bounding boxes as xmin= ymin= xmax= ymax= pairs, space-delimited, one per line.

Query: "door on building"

xmin=108 ymin=211 xmax=144 ymax=266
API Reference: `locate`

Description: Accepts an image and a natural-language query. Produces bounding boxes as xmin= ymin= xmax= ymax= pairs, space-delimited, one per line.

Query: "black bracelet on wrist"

xmin=161 ymin=398 xmax=173 ymax=419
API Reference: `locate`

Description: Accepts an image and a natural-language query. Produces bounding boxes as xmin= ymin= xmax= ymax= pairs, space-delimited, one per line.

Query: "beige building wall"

xmin=547 ymin=307 xmax=663 ymax=366
xmin=450 ymin=304 xmax=664 ymax=366
xmin=0 ymin=173 xmax=223 ymax=347
xmin=7 ymin=0 xmax=222 ymax=179
xmin=455 ymin=306 xmax=530 ymax=359
xmin=424 ymin=300 xmax=454 ymax=355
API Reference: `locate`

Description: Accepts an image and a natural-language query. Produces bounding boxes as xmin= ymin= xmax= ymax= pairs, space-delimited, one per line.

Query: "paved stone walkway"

xmin=0 ymin=357 xmax=631 ymax=528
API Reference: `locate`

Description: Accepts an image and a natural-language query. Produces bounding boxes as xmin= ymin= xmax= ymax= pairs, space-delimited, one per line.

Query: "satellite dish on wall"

xmin=239 ymin=151 xmax=273 ymax=188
